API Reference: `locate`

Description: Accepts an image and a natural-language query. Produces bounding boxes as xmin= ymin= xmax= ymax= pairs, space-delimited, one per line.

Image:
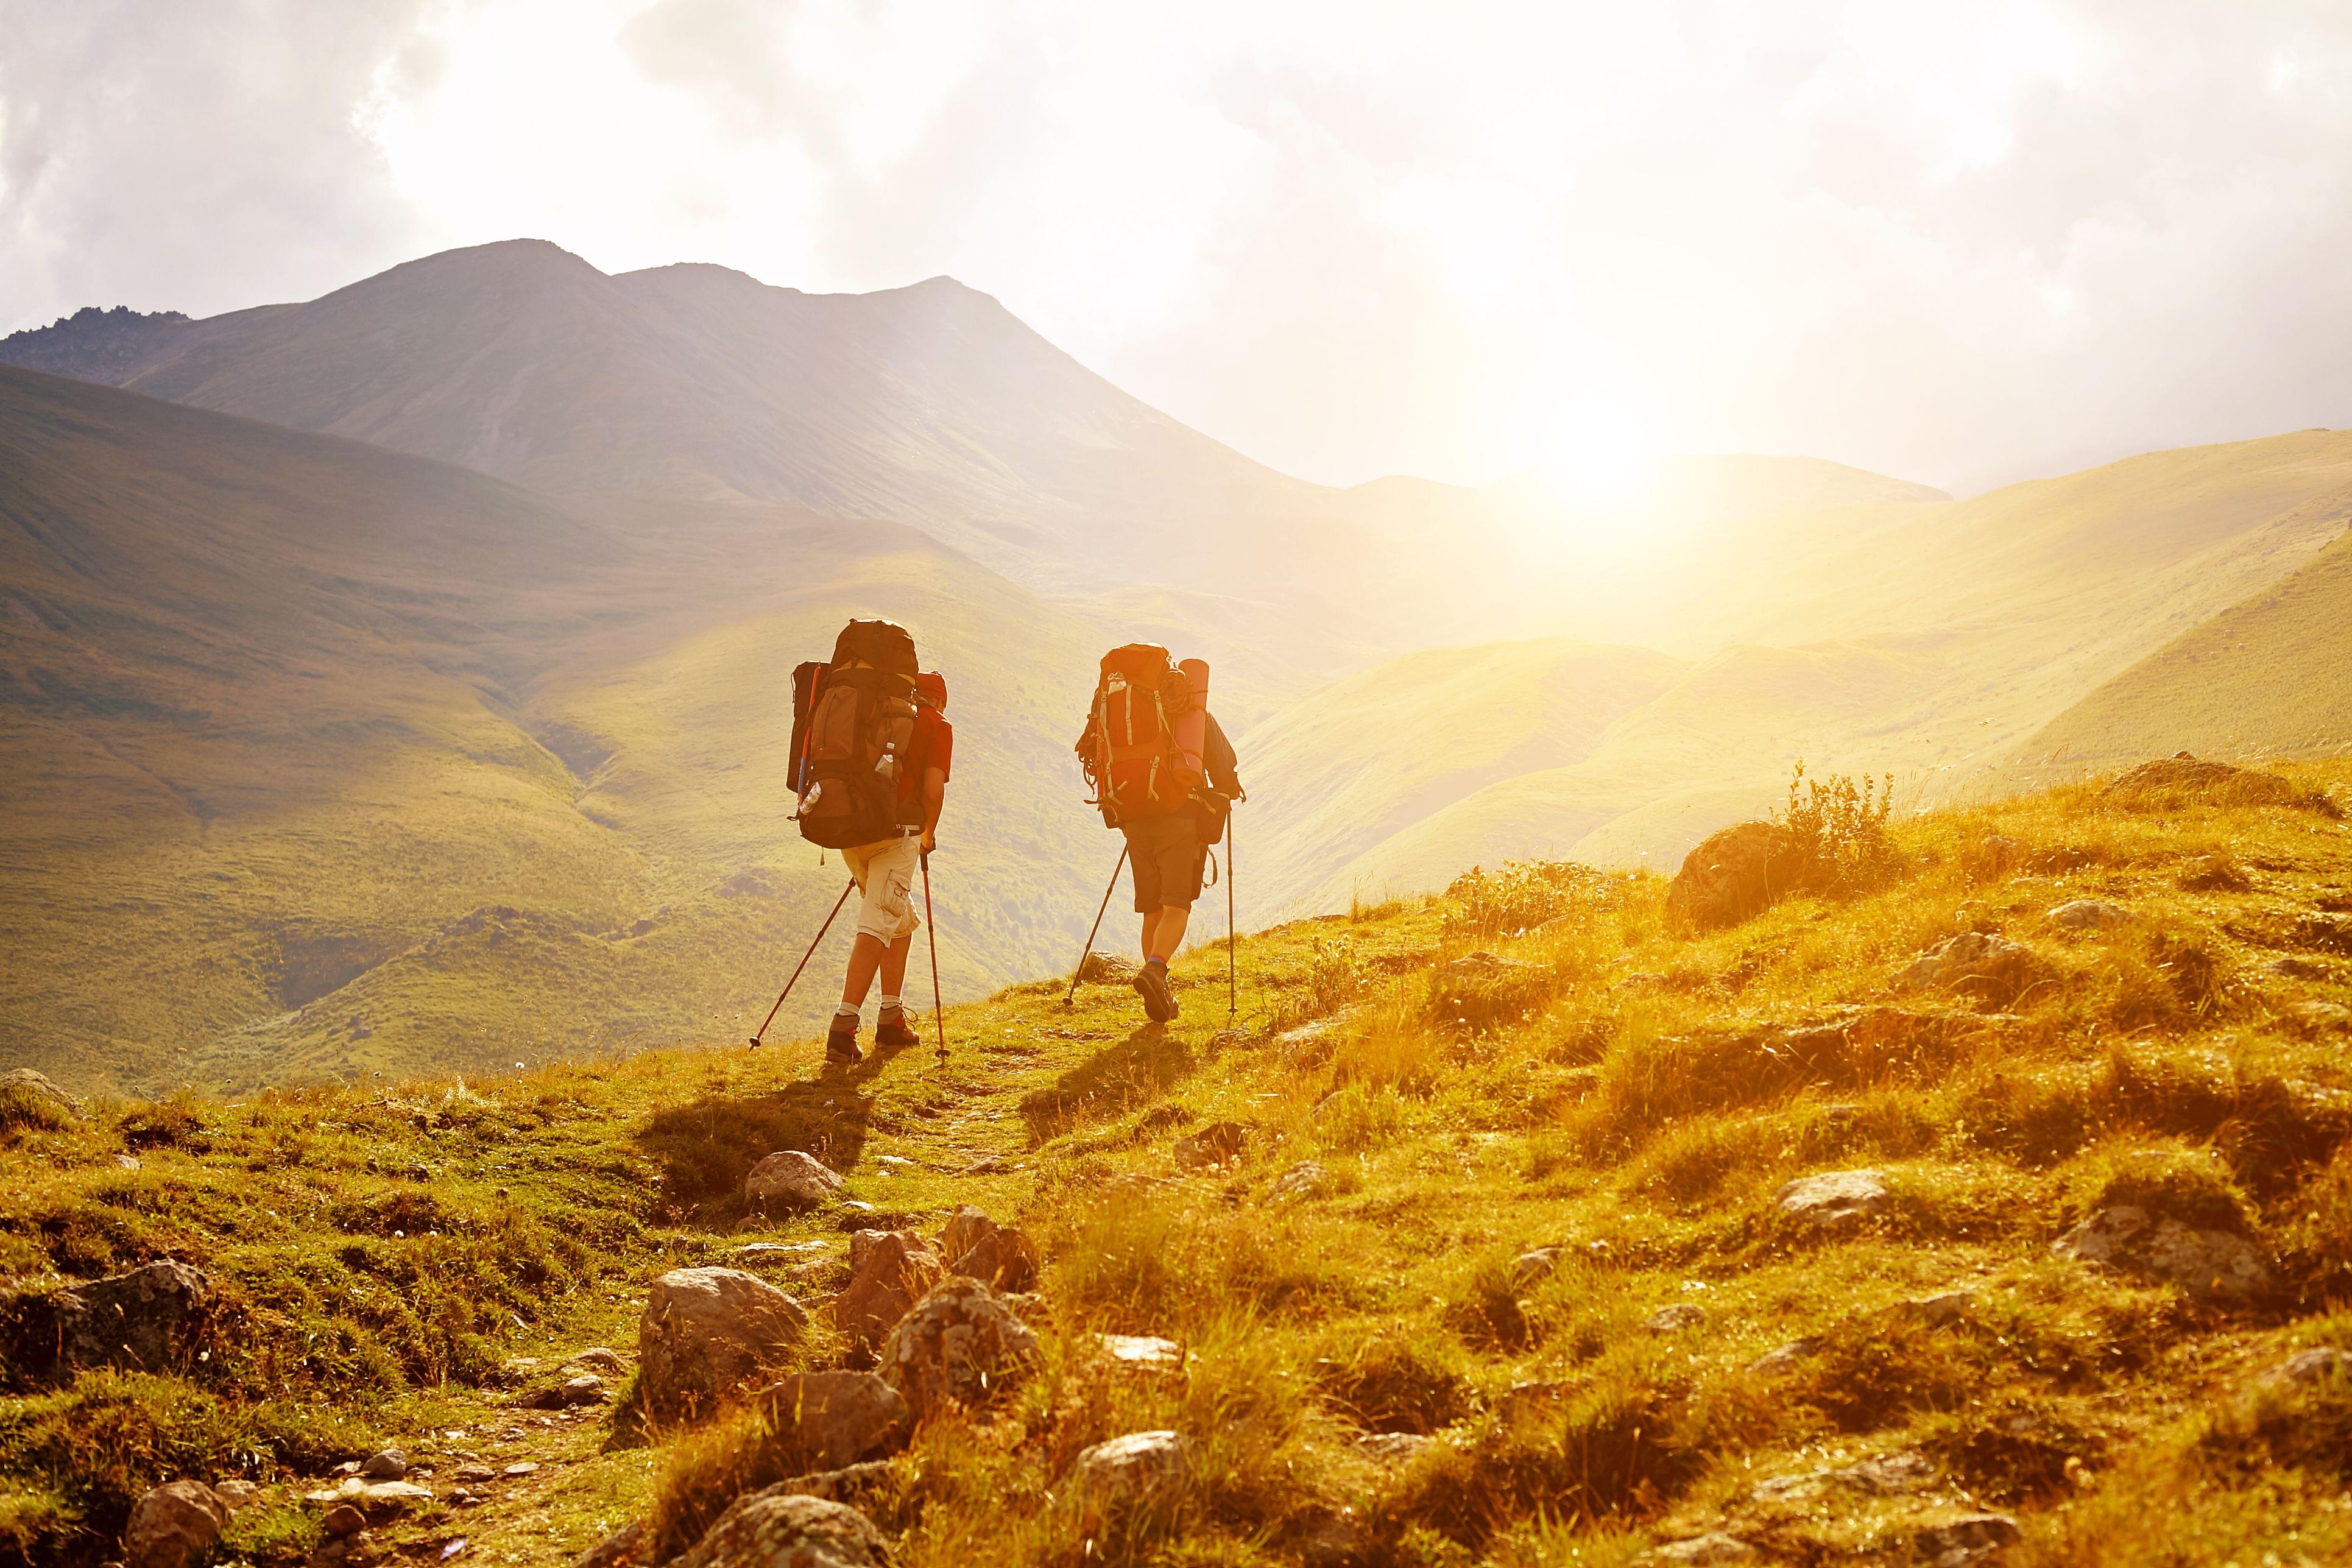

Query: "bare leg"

xmin=1139 ymin=909 xmax=1159 ymax=962
xmin=841 ymin=933 xmax=888 ymax=1009
xmin=1149 ymin=905 xmax=1190 ymax=962
xmin=878 ymin=935 xmax=914 ymax=1008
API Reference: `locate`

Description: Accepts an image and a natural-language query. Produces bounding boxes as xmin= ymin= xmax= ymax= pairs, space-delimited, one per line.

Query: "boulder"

xmin=744 ymin=1151 xmax=844 ymax=1214
xmin=321 ymin=1505 xmax=369 ymax=1540
xmin=2051 ymin=1205 xmax=2271 ymax=1303
xmin=569 ymin=1520 xmax=649 ymax=1568
xmin=57 ymin=1259 xmax=211 ymax=1372
xmin=1069 ymin=1430 xmax=1193 ymax=1505
xmin=1914 ymin=1513 xmax=2020 ymax=1566
xmin=358 ymin=1450 xmax=405 ymax=1480
xmin=1748 ymin=1337 xmax=1824 ymax=1374
xmin=1077 ymin=951 xmax=1136 ymax=984
xmin=2103 ymin=754 xmax=2337 ymax=816
xmin=669 ymin=1488 xmax=890 ymax=1568
xmin=517 ymin=1373 xmax=608 ymax=1409
xmin=0 ymin=1067 xmax=80 ymax=1128
xmin=2049 ymin=900 xmax=2133 ymax=933
xmin=833 ymin=1231 xmax=944 ymax=1351
xmin=880 ymin=1279 xmax=1043 ymax=1419
xmin=936 ymin=1209 xmax=1040 ymax=1293
xmin=753 ymin=1372 xmax=909 ymax=1471
xmin=639 ymin=1267 xmax=807 ymax=1422
xmin=1665 ymin=821 xmax=1809 ymax=930
xmin=122 ymin=1481 xmax=230 ymax=1568
xmin=1774 ymin=1168 xmax=1891 ymax=1227
xmin=1895 ymin=931 xmax=2043 ymax=1003
xmin=760 ymin=1461 xmax=897 ymax=1506
xmin=1172 ymin=1121 xmax=1249 ymax=1168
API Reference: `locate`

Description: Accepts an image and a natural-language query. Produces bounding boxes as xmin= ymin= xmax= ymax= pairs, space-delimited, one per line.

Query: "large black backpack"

xmin=791 ymin=620 xmax=920 ymax=849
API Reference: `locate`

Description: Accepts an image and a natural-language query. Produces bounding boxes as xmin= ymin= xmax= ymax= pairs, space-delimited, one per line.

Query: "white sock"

xmin=834 ymin=1004 xmax=860 ymax=1022
xmin=880 ymin=994 xmax=904 ymax=1014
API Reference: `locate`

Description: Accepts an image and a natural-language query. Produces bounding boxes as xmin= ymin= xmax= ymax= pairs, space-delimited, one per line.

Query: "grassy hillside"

xmin=5 ymin=760 xmax=2350 ymax=1568
xmin=0 ymin=369 xmax=1196 ymax=1095
xmin=2021 ymin=524 xmax=2352 ymax=772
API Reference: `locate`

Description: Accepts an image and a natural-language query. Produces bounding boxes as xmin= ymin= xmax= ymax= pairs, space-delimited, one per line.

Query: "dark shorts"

xmin=1123 ymin=812 xmax=1205 ymax=913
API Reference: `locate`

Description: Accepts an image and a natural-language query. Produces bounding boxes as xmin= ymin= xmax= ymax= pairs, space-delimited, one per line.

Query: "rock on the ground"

xmin=302 ymin=1479 xmax=434 ymax=1524
xmin=1648 ymin=1533 xmax=1758 ymax=1564
xmin=761 ymin=1461 xmax=897 ymax=1506
xmin=569 ymin=1520 xmax=649 ymax=1568
xmin=1 ymin=1067 xmax=80 ymax=1126
xmin=639 ymin=1267 xmax=808 ymax=1421
xmin=1665 ymin=821 xmax=1809 ymax=930
xmin=1749 ymin=1337 xmax=1824 ymax=1374
xmin=834 ymin=1231 xmax=944 ymax=1351
xmin=1172 ymin=1121 xmax=1249 ymax=1168
xmin=1645 ymin=1304 xmax=1707 ymax=1333
xmin=1915 ymin=1513 xmax=2021 ymax=1566
xmin=1893 ymin=1290 xmax=1976 ymax=1326
xmin=1097 ymin=1333 xmax=1182 ymax=1366
xmin=518 ymin=1373 xmax=609 ymax=1409
xmin=1355 ymin=1433 xmax=1432 ymax=1464
xmin=2049 ymin=900 xmax=2133 ymax=933
xmin=2052 ymin=1205 xmax=2271 ymax=1303
xmin=1752 ymin=1450 xmax=1934 ymax=1503
xmin=1077 ymin=951 xmax=1136 ymax=984
xmin=881 ymin=1278 xmax=1042 ymax=1419
xmin=1510 ymin=1248 xmax=1563 ymax=1289
xmin=320 ymin=1505 xmax=369 ymax=1540
xmin=669 ymin=1488 xmax=891 ymax=1568
xmin=57 ymin=1259 xmax=211 ymax=1373
xmin=754 ymin=1371 xmax=909 ymax=1471
xmin=2266 ymin=1346 xmax=2349 ymax=1388
xmin=1775 ymin=1168 xmax=1891 ymax=1227
xmin=357 ymin=1450 xmax=404 ymax=1481
xmin=1895 ymin=931 xmax=2043 ymax=1002
xmin=568 ymin=1346 xmax=626 ymax=1375
xmin=1270 ymin=1161 xmax=1327 ymax=1200
xmin=936 ymin=1208 xmax=1040 ymax=1293
xmin=1070 ymin=1430 xmax=1193 ymax=1505
xmin=744 ymin=1151 xmax=844 ymax=1214
xmin=122 ymin=1481 xmax=230 ymax=1568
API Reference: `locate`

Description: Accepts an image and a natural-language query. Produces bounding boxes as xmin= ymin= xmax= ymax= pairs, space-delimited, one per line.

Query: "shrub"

xmin=1311 ymin=1335 xmax=1471 ymax=1434
xmin=1774 ymin=763 xmax=1901 ymax=897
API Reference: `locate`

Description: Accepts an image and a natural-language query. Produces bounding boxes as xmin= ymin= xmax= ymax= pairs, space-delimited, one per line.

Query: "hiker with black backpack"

xmin=1074 ymin=646 xmax=1243 ymax=1023
xmin=786 ymin=621 xmax=952 ymax=1065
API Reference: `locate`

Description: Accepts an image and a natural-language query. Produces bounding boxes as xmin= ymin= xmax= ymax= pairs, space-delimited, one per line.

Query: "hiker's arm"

xmin=1204 ymin=713 xmax=1243 ymax=800
xmin=920 ymin=768 xmax=946 ymax=853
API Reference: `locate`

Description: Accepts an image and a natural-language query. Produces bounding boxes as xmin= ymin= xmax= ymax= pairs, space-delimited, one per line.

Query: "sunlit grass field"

xmin=6 ymin=759 xmax=2352 ymax=1566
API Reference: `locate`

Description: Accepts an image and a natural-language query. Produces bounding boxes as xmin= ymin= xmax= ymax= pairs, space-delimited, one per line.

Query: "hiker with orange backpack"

xmin=786 ymin=621 xmax=952 ymax=1065
xmin=1074 ymin=646 xmax=1243 ymax=1023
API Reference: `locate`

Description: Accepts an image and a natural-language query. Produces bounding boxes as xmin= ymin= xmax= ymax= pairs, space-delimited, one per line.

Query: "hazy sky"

xmin=4 ymin=1 xmax=2351 ymax=493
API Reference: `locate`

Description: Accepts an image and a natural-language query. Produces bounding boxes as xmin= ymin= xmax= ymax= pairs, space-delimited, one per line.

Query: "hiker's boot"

xmin=874 ymin=1008 xmax=921 ymax=1051
xmin=1133 ymin=959 xmax=1176 ymax=1023
xmin=825 ymin=1013 xmax=864 ymax=1065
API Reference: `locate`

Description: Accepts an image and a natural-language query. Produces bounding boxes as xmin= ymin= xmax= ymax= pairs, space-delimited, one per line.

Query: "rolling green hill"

xmin=2019 ymin=517 xmax=2352 ymax=771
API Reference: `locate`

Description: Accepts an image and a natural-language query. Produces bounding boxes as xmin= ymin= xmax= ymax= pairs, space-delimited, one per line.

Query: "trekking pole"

xmin=920 ymin=849 xmax=948 ymax=1066
xmin=1062 ymin=846 xmax=1129 ymax=1009
xmin=749 ymin=877 xmax=855 ymax=1046
xmin=1226 ymin=801 xmax=1238 ymax=1019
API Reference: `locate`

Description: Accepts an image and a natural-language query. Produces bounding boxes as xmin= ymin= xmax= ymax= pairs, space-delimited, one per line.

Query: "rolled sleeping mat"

xmin=1174 ymin=658 xmax=1210 ymax=779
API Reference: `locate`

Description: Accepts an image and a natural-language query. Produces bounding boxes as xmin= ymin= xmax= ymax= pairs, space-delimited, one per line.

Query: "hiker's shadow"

xmin=634 ymin=1060 xmax=878 ymax=1227
xmin=1017 ymin=1023 xmax=1197 ymax=1146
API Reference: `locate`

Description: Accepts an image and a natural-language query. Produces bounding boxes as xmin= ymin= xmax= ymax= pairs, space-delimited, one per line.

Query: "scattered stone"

xmin=451 ymin=1466 xmax=495 ymax=1485
xmin=1069 ymin=1431 xmax=1193 ymax=1505
xmin=2052 ymin=1205 xmax=2272 ymax=1303
xmin=302 ymin=1480 xmax=434 ymax=1523
xmin=114 ymin=1153 xmax=141 ymax=1170
xmin=753 ymin=1372 xmax=909 ymax=1471
xmin=1895 ymin=931 xmax=2043 ymax=1002
xmin=1510 ymin=1248 xmax=1563 ymax=1290
xmin=638 ymin=1267 xmax=808 ymax=1422
xmin=1893 ymin=1290 xmax=1976 ymax=1326
xmin=1172 ymin=1121 xmax=1249 ymax=1168
xmin=743 ymin=1151 xmax=844 ymax=1214
xmin=566 ymin=1346 xmax=626 ymax=1375
xmin=1752 ymin=1449 xmax=1934 ymax=1502
xmin=2049 ymin=899 xmax=2133 ymax=933
xmin=1 ymin=1067 xmax=80 ymax=1126
xmin=668 ymin=1488 xmax=890 ymax=1568
xmin=1774 ymin=1168 xmax=1891 ymax=1227
xmin=1645 ymin=1303 xmax=1707 ymax=1333
xmin=568 ymin=1520 xmax=648 ymax=1568
xmin=1665 ymin=820 xmax=1809 ymax=930
xmin=1748 ymin=1336 xmax=1824 ymax=1374
xmin=1355 ymin=1433 xmax=1432 ymax=1464
xmin=210 ymin=1480 xmax=258 ymax=1510
xmin=358 ymin=1451 xmax=405 ymax=1481
xmin=55 ymin=1260 xmax=211 ymax=1374
xmin=1649 ymin=1534 xmax=1759 ymax=1565
xmin=501 ymin=1464 xmax=538 ymax=1479
xmin=2270 ymin=955 xmax=2336 ymax=981
xmin=833 ymin=1231 xmax=944 ymax=1351
xmin=733 ymin=1241 xmax=829 ymax=1266
xmin=937 ymin=1209 xmax=1040 ymax=1293
xmin=517 ymin=1374 xmax=608 ymax=1409
xmin=1097 ymin=1333 xmax=1182 ymax=1366
xmin=122 ymin=1481 xmax=230 ymax=1568
xmin=1077 ymin=951 xmax=1136 ymax=984
xmin=2264 ymin=1347 xmax=2348 ymax=1388
xmin=1270 ymin=1161 xmax=1328 ymax=1200
xmin=321 ymin=1506 xmax=369 ymax=1541
xmin=762 ymin=1462 xmax=897 ymax=1506
xmin=2290 ymin=1000 xmax=2352 ymax=1035
xmin=880 ymin=1278 xmax=1042 ymax=1419
xmin=1914 ymin=1513 xmax=2021 ymax=1566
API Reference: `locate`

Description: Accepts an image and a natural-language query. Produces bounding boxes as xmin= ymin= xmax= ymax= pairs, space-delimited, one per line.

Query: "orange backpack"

xmin=1078 ymin=643 xmax=1201 ymax=825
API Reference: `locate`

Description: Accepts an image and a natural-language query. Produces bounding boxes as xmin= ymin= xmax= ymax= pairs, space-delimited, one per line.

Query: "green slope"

xmin=2021 ymin=517 xmax=2352 ymax=769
